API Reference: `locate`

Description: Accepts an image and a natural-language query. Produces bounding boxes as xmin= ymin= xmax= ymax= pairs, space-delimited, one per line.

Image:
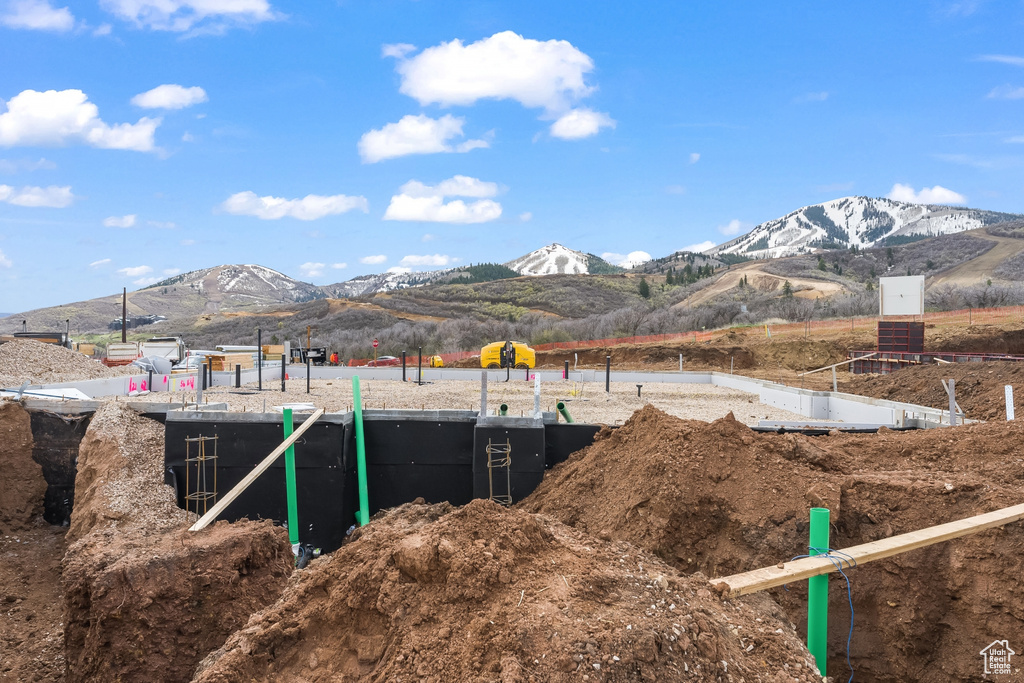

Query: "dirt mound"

xmin=521 ymin=406 xmax=1024 ymax=681
xmin=841 ymin=360 xmax=1024 ymax=420
xmin=0 ymin=339 xmax=139 ymax=388
xmin=0 ymin=401 xmax=66 ymax=683
xmin=63 ymin=403 xmax=294 ymax=683
xmin=0 ymin=401 xmax=45 ymax=532
xmin=194 ymin=499 xmax=818 ymax=683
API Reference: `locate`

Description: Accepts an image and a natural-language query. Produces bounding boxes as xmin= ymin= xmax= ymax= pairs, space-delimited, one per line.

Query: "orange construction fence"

xmin=343 ymin=304 xmax=1024 ymax=366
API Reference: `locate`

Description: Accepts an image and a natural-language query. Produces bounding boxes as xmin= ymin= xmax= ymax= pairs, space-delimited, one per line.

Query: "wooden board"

xmin=208 ymin=353 xmax=254 ymax=371
xmin=711 ymin=502 xmax=1024 ymax=597
xmin=189 ymin=408 xmax=326 ymax=532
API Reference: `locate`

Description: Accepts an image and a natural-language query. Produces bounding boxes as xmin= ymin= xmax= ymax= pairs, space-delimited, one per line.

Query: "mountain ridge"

xmin=708 ymin=196 xmax=1023 ymax=258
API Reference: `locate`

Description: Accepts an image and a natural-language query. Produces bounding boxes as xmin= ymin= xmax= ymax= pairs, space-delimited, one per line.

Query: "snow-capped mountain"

xmin=150 ymin=264 xmax=324 ymax=305
xmin=322 ymin=268 xmax=452 ymax=298
xmin=708 ymin=196 xmax=1024 ymax=258
xmin=504 ymin=243 xmax=592 ymax=275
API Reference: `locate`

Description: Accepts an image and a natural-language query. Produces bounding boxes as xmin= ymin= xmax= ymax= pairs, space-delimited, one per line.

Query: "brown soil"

xmin=194 ymin=499 xmax=820 ymax=683
xmin=0 ymin=401 xmax=66 ymax=682
xmin=0 ymin=402 xmax=46 ymax=533
xmin=840 ymin=360 xmax=1024 ymax=420
xmin=62 ymin=403 xmax=294 ymax=683
xmin=520 ymin=405 xmax=1024 ymax=682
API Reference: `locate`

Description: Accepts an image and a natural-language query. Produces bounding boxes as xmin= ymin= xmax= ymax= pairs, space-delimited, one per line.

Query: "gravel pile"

xmin=129 ymin=377 xmax=807 ymax=425
xmin=0 ymin=339 xmax=139 ymax=388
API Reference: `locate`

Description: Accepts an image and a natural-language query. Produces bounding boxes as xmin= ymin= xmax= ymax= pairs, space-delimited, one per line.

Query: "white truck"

xmin=104 ymin=341 xmax=141 ymax=367
xmin=140 ymin=337 xmax=186 ymax=363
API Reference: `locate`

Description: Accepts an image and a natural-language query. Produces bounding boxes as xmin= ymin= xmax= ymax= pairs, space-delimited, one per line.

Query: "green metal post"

xmin=556 ymin=401 xmax=575 ymax=423
xmin=282 ymin=408 xmax=299 ymax=548
xmin=352 ymin=376 xmax=370 ymax=526
xmin=498 ymin=403 xmax=508 ymax=416
xmin=808 ymin=507 xmax=830 ymax=677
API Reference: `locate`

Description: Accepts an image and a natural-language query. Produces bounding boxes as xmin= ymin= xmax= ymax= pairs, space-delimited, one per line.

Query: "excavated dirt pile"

xmin=0 ymin=401 xmax=66 ymax=682
xmin=193 ymin=499 xmax=820 ymax=683
xmin=842 ymin=360 xmax=1024 ymax=420
xmin=0 ymin=339 xmax=138 ymax=388
xmin=62 ymin=402 xmax=294 ymax=683
xmin=521 ymin=405 xmax=1024 ymax=682
xmin=0 ymin=401 xmax=45 ymax=533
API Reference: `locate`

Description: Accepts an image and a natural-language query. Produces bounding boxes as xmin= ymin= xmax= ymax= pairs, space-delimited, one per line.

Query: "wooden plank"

xmin=711 ymin=502 xmax=1024 ymax=597
xmin=189 ymin=407 xmax=326 ymax=532
xmin=799 ymin=353 xmax=876 ymax=377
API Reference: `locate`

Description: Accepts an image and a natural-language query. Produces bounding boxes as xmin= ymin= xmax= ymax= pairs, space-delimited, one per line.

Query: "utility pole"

xmin=121 ymin=288 xmax=127 ymax=343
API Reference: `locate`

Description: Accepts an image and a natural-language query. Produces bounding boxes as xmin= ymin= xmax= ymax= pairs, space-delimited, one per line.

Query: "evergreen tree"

xmin=638 ymin=277 xmax=650 ymax=299
xmin=782 ymin=280 xmax=793 ymax=297
xmin=817 ymin=256 xmax=827 ymax=271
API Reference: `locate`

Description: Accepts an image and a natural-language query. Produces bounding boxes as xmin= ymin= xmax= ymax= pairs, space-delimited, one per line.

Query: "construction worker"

xmin=330 ymin=351 xmax=339 ymax=366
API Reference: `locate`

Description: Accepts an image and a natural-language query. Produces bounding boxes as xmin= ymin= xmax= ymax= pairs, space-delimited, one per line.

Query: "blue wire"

xmin=783 ymin=547 xmax=857 ymax=683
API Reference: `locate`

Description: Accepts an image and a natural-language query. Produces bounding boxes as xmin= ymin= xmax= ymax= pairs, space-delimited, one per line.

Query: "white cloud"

xmin=977 ymin=54 xmax=1024 ymax=68
xmin=182 ymin=132 xmax=194 ymax=142
xmin=384 ymin=175 xmax=502 ymax=224
xmin=0 ymin=184 xmax=73 ymax=207
xmin=89 ymin=258 xmax=111 ymax=267
xmin=133 ymin=276 xmax=159 ymax=286
xmin=381 ymin=42 xmax=416 ymax=59
xmin=1006 ymin=136 xmax=1024 ymax=143
xmin=220 ymin=191 xmax=369 ymax=220
xmin=180 ymin=238 xmax=195 ymax=246
xmin=689 ymin=152 xmax=701 ymax=164
xmin=519 ymin=211 xmax=532 ymax=222
xmin=99 ymin=0 xmax=278 ymax=33
xmin=601 ymin=251 xmax=651 ymax=268
xmin=680 ymin=240 xmax=717 ymax=253
xmin=299 ymin=262 xmax=326 ymax=279
xmin=421 ymin=233 xmax=437 ymax=242
xmin=987 ymin=85 xmax=1024 ymax=100
xmin=400 ymin=254 xmax=452 ymax=267
xmin=93 ymin=22 xmax=112 ymax=35
xmin=549 ymin=108 xmax=615 ymax=140
xmin=717 ymin=219 xmax=747 ymax=236
xmin=358 ymin=114 xmax=488 ymax=163
xmin=147 ymin=220 xmax=176 ymax=229
xmin=0 ymin=157 xmax=55 ymax=173
xmin=0 ymin=0 xmax=74 ymax=31
xmin=395 ymin=30 xmax=598 ymax=115
xmin=0 ymin=249 xmax=12 ymax=268
xmin=887 ymin=183 xmax=967 ymax=205
xmin=103 ymin=214 xmax=137 ymax=228
xmin=132 ymin=84 xmax=207 ymax=110
xmin=331 ymin=262 xmax=346 ymax=269
xmin=794 ymin=91 xmax=829 ymax=103
xmin=0 ymin=89 xmax=160 ymax=152
xmin=162 ymin=267 xmax=180 ymax=275
xmin=398 ymin=175 xmax=498 ymax=199
xmin=360 ymin=254 xmax=386 ymax=265
xmin=386 ymin=266 xmax=412 ymax=274
xmin=118 ymin=265 xmax=152 ymax=277
xmin=665 ymin=184 xmax=686 ymax=195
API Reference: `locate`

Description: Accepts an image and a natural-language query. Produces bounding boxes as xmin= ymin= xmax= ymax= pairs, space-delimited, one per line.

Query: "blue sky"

xmin=1 ymin=0 xmax=1023 ymax=312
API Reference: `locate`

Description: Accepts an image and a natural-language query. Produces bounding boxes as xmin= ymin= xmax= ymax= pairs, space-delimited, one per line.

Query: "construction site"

xmin=3 ymin=297 xmax=1024 ymax=683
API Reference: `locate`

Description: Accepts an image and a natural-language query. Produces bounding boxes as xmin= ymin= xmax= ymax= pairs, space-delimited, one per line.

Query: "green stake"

xmin=808 ymin=507 xmax=830 ymax=677
xmin=282 ymin=408 xmax=299 ymax=548
xmin=352 ymin=376 xmax=370 ymax=526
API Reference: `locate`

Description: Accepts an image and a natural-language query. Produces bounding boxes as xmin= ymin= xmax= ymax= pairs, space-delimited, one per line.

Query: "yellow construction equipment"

xmin=480 ymin=341 xmax=535 ymax=369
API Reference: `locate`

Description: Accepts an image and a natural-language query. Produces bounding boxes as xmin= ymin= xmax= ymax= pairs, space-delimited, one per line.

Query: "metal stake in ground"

xmin=235 ymin=364 xmax=241 ymax=389
xmin=606 ymin=355 xmax=611 ymax=393
xmin=417 ymin=346 xmax=423 ymax=386
xmin=282 ymin=408 xmax=300 ymax=552
xmin=306 ymin=356 xmax=311 ymax=394
xmin=564 ymin=360 xmax=569 ymax=380
xmin=402 ymin=350 xmax=407 ymax=382
xmin=257 ymin=328 xmax=262 ymax=391
xmin=281 ymin=353 xmax=286 ymax=392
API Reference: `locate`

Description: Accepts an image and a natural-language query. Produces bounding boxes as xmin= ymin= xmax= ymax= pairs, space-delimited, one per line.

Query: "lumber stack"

xmin=207 ymin=353 xmax=254 ymax=371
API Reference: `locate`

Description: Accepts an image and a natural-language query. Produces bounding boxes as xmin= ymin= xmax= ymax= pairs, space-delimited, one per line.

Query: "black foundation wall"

xmin=28 ymin=410 xmax=92 ymax=525
xmin=164 ymin=411 xmax=601 ymax=553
